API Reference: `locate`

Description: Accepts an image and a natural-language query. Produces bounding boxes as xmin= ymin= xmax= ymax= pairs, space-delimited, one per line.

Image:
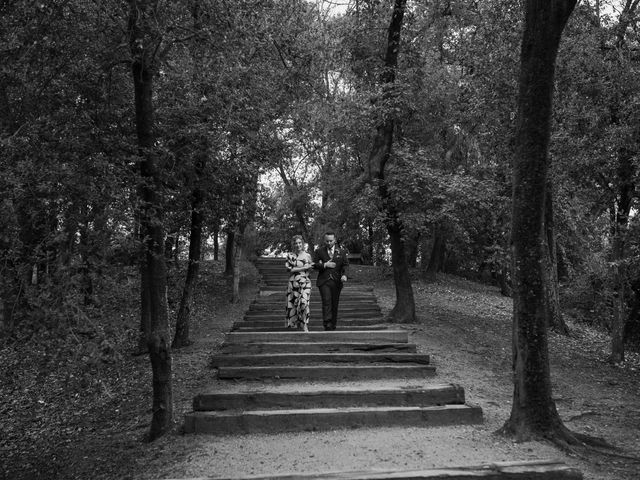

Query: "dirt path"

xmin=5 ymin=261 xmax=637 ymax=479
xmin=136 ymin=265 xmax=640 ymax=480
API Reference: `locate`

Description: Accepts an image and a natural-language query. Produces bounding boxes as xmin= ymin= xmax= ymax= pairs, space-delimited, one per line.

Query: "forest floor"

xmin=2 ymin=260 xmax=640 ymax=480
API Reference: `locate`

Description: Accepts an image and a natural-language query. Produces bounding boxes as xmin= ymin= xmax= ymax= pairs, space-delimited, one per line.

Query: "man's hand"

xmin=325 ymin=261 xmax=336 ymax=268
xmin=341 ymin=275 xmax=347 ymax=282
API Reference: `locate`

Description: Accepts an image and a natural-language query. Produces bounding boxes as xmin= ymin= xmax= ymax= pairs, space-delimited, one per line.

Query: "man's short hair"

xmin=324 ymin=231 xmax=335 ymax=237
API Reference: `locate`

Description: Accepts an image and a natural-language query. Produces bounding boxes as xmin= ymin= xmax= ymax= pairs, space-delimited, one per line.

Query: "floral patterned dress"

xmin=285 ymin=253 xmax=312 ymax=329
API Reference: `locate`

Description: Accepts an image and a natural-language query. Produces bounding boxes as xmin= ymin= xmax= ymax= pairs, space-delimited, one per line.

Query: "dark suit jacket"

xmin=313 ymin=245 xmax=349 ymax=287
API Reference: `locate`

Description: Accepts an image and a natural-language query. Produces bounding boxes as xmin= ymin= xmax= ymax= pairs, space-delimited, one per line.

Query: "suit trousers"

xmin=318 ymin=279 xmax=341 ymax=330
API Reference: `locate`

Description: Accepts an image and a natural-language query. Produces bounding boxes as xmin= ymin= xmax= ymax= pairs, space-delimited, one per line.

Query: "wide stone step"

xmin=211 ymin=352 xmax=431 ymax=367
xmin=216 ymin=364 xmax=436 ymax=380
xmin=244 ymin=313 xmax=383 ymax=321
xmin=256 ymin=294 xmax=376 ymax=302
xmin=261 ymin=284 xmax=374 ymax=291
xmin=194 ymin=383 xmax=461 ymax=410
xmin=175 ymin=460 xmax=582 ymax=479
xmin=221 ymin=342 xmax=417 ymax=354
xmin=252 ymin=297 xmax=379 ymax=305
xmin=184 ymin=404 xmax=482 ymax=435
xmin=232 ymin=325 xmax=390 ymax=332
xmin=224 ymin=330 xmax=408 ymax=344
xmin=236 ymin=319 xmax=387 ymax=328
xmin=261 ymin=278 xmax=364 ymax=285
xmin=254 ymin=295 xmax=378 ymax=302
xmin=246 ymin=307 xmax=381 ymax=314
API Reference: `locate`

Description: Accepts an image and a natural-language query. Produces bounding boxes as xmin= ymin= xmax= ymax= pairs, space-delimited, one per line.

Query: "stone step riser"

xmin=260 ymin=282 xmax=375 ymax=299
xmin=220 ymin=342 xmax=417 ymax=354
xmin=249 ymin=308 xmax=380 ymax=314
xmin=254 ymin=295 xmax=378 ymax=301
xmin=211 ymin=353 xmax=431 ymax=367
xmin=252 ymin=298 xmax=379 ymax=304
xmin=194 ymin=384 xmax=460 ymax=410
xmin=236 ymin=320 xmax=386 ymax=327
xmin=250 ymin=304 xmax=379 ymax=311
xmin=225 ymin=331 xmax=408 ymax=344
xmin=244 ymin=314 xmax=383 ymax=321
xmin=176 ymin=461 xmax=582 ymax=479
xmin=248 ymin=306 xmax=382 ymax=313
xmin=217 ymin=364 xmax=436 ymax=381
xmin=252 ymin=303 xmax=379 ymax=308
xmin=184 ymin=404 xmax=482 ymax=435
xmin=233 ymin=326 xmax=390 ymax=332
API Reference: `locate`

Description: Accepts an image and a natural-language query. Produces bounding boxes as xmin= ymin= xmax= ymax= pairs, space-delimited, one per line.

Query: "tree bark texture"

xmin=543 ymin=183 xmax=568 ymax=334
xmin=173 ymin=2 xmax=206 ymax=349
xmin=231 ymin=224 xmax=245 ymax=304
xmin=426 ymin=227 xmax=447 ymax=277
xmin=213 ymin=220 xmax=219 ymax=261
xmin=504 ymin=0 xmax=577 ymax=441
xmin=173 ymin=159 xmax=205 ymax=348
xmin=609 ymin=147 xmax=635 ymax=363
xmin=366 ymin=0 xmax=415 ymax=323
xmin=225 ymin=229 xmax=235 ymax=276
xmin=128 ymin=0 xmax=173 ymax=441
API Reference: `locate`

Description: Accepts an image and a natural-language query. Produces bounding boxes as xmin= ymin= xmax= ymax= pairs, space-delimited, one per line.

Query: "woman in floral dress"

xmin=285 ymin=235 xmax=314 ymax=331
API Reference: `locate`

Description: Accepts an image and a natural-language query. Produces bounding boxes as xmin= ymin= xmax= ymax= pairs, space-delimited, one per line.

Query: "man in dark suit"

xmin=313 ymin=231 xmax=349 ymax=331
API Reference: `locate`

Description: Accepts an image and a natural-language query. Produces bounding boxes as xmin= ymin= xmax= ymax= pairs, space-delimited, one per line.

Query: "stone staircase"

xmin=181 ymin=257 xmax=583 ymax=479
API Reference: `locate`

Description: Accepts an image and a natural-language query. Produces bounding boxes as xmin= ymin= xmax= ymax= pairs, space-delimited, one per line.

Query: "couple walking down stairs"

xmin=182 ymin=257 xmax=583 ymax=480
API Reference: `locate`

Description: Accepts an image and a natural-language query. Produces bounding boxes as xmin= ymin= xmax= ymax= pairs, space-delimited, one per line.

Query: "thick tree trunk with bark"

xmin=405 ymin=232 xmax=419 ymax=268
xmin=609 ymin=148 xmax=635 ymax=363
xmin=502 ymin=0 xmax=579 ymax=443
xmin=212 ymin=219 xmax=220 ymax=261
xmin=128 ymin=0 xmax=173 ymax=441
xmin=173 ymin=3 xmax=206 ymax=349
xmin=172 ymin=159 xmax=205 ymax=348
xmin=624 ymin=276 xmax=640 ymax=344
xmin=426 ymin=228 xmax=447 ymax=277
xmin=366 ymin=0 xmax=414 ymax=323
xmin=231 ymin=224 xmax=245 ymax=304
xmin=225 ymin=229 xmax=235 ymax=276
xmin=388 ymin=221 xmax=415 ymax=321
xmin=543 ymin=183 xmax=569 ymax=334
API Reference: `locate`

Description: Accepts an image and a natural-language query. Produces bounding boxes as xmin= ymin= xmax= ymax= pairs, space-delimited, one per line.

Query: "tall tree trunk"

xmin=405 ymin=232 xmax=419 ymax=268
xmin=366 ymin=0 xmax=414 ymax=323
xmin=231 ymin=224 xmax=245 ymax=304
xmin=128 ymin=0 xmax=173 ymax=441
xmin=173 ymin=1 xmax=206 ymax=349
xmin=426 ymin=227 xmax=446 ymax=277
xmin=623 ymin=276 xmax=640 ymax=344
xmin=609 ymin=147 xmax=635 ymax=363
xmin=543 ymin=182 xmax=569 ymax=334
xmin=225 ymin=229 xmax=235 ymax=276
xmin=388 ymin=219 xmax=415 ymax=322
xmin=212 ymin=218 xmax=220 ymax=261
xmin=172 ymin=159 xmax=205 ymax=349
xmin=501 ymin=0 xmax=583 ymax=443
xmin=367 ymin=221 xmax=374 ymax=265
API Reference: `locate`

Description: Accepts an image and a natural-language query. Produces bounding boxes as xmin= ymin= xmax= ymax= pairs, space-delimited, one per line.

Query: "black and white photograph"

xmin=1 ymin=1 xmax=639 ymax=479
